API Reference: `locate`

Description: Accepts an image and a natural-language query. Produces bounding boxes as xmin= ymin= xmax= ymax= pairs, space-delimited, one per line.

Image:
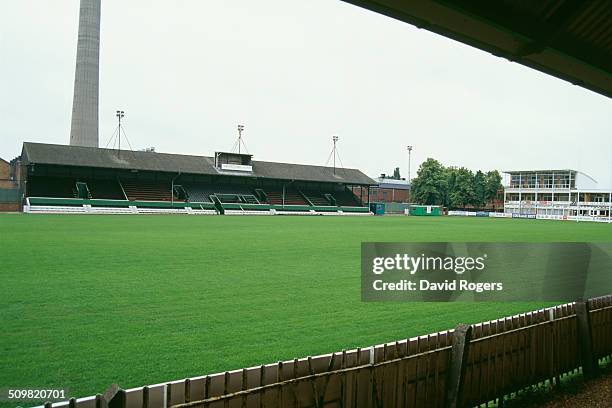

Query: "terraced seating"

xmin=264 ymin=189 xmax=308 ymax=206
xmin=214 ymin=185 xmax=258 ymax=196
xmin=216 ymin=193 xmax=242 ymax=203
xmin=208 ymin=193 xmax=258 ymax=205
xmin=215 ymin=193 xmax=261 ymax=206
xmin=173 ymin=185 xmax=189 ymax=201
xmin=182 ymin=184 xmax=214 ymax=202
xmin=28 ymin=177 xmax=76 ymax=198
xmin=286 ymin=191 xmax=307 ymax=205
xmin=265 ymin=190 xmax=283 ymax=205
xmin=333 ymin=190 xmax=362 ymax=206
xmin=86 ymin=179 xmax=125 ymax=199
xmin=303 ymin=191 xmax=331 ymax=206
xmin=254 ymin=189 xmax=268 ymax=203
xmin=120 ymin=179 xmax=174 ymax=201
xmin=75 ymin=182 xmax=92 ymax=199
xmin=182 ymin=184 xmax=258 ymax=204
xmin=242 ymin=195 xmax=259 ymax=204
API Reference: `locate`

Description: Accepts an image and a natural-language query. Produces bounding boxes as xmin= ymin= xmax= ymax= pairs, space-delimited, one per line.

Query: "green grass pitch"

xmin=1 ymin=214 xmax=610 ymax=404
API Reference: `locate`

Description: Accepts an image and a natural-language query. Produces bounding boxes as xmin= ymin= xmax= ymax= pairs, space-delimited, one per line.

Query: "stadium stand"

xmin=76 ymin=181 xmax=92 ymax=199
xmin=263 ymin=189 xmax=308 ymax=206
xmin=120 ymin=179 xmax=174 ymax=202
xmin=333 ymin=189 xmax=362 ymax=206
xmin=216 ymin=194 xmax=244 ymax=203
xmin=86 ymin=179 xmax=125 ymax=200
xmin=182 ymin=184 xmax=260 ymax=204
xmin=182 ymin=184 xmax=210 ymax=202
xmin=264 ymin=190 xmax=282 ymax=205
xmin=302 ymin=191 xmax=332 ymax=206
xmin=241 ymin=195 xmax=259 ymax=204
xmin=254 ymin=188 xmax=267 ymax=203
xmin=173 ymin=185 xmax=189 ymax=201
xmin=283 ymin=191 xmax=307 ymax=206
xmin=182 ymin=184 xmax=212 ymax=202
xmin=28 ymin=176 xmax=76 ymax=198
xmin=20 ymin=142 xmax=375 ymax=215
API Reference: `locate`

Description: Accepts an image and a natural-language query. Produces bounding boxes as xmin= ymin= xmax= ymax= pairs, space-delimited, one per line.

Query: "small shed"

xmin=370 ymin=202 xmax=385 ymax=215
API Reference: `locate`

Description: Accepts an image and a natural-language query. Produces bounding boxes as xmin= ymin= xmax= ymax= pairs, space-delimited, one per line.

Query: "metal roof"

xmin=502 ymin=169 xmax=579 ymax=173
xmin=342 ymin=0 xmax=612 ymax=98
xmin=374 ymin=177 xmax=411 ymax=190
xmin=21 ymin=142 xmax=376 ymax=185
xmin=376 ymin=182 xmax=410 ymax=190
xmin=502 ymin=169 xmax=598 ymax=184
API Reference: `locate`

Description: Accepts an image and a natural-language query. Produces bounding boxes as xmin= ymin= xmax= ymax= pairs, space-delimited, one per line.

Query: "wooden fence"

xmin=42 ymin=295 xmax=612 ymax=408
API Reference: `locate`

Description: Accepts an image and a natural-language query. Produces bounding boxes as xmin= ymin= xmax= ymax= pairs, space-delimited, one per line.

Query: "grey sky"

xmin=1 ymin=0 xmax=611 ymax=186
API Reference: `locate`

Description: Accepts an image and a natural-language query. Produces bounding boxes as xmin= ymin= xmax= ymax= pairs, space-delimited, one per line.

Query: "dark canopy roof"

xmin=343 ymin=0 xmax=612 ymax=99
xmin=21 ymin=142 xmax=376 ymax=186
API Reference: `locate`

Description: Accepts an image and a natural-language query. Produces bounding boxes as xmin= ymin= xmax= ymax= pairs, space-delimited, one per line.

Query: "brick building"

xmin=353 ymin=174 xmax=410 ymax=203
xmin=0 ymin=157 xmax=22 ymax=211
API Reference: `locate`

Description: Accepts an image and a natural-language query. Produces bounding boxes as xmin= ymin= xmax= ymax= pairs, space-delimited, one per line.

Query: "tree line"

xmin=410 ymin=158 xmax=502 ymax=209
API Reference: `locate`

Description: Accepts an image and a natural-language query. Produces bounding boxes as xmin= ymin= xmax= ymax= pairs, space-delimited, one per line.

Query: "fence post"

xmin=108 ymin=389 xmax=126 ymax=408
xmin=575 ymin=299 xmax=598 ymax=378
xmin=102 ymin=384 xmax=120 ymax=405
xmin=445 ymin=324 xmax=473 ymax=408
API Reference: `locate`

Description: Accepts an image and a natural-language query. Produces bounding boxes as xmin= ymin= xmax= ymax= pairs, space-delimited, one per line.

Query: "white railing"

xmin=450 ymin=209 xmax=611 ymax=223
xmin=25 ymin=204 xmax=372 ymax=217
xmin=505 ymin=201 xmax=611 ymax=207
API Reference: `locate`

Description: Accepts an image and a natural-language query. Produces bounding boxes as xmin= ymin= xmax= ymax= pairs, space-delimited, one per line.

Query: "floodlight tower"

xmin=69 ymin=0 xmax=101 ymax=147
xmin=333 ymin=135 xmax=339 ymax=174
xmin=407 ymin=145 xmax=413 ymax=182
xmin=407 ymin=145 xmax=413 ymax=199
xmin=324 ymin=135 xmax=343 ymax=175
xmin=116 ymin=110 xmax=124 ymax=156
xmin=237 ymin=124 xmax=245 ymax=154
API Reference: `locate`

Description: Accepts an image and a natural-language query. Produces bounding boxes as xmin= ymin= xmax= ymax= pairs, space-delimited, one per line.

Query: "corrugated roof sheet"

xmin=21 ymin=142 xmax=376 ymax=185
xmin=342 ymin=0 xmax=612 ymax=98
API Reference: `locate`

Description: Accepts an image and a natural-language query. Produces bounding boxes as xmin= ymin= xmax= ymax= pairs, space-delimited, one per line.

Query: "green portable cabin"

xmin=409 ymin=205 xmax=442 ymax=216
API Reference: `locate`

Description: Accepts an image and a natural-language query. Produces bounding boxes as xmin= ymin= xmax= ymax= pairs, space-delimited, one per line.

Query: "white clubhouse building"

xmin=503 ymin=169 xmax=612 ymax=221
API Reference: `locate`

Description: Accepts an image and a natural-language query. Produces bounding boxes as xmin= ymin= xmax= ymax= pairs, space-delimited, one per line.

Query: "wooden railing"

xmin=38 ymin=295 xmax=612 ymax=408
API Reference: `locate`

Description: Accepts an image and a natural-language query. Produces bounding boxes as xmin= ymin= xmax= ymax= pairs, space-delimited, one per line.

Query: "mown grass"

xmin=1 ymin=215 xmax=610 ymax=405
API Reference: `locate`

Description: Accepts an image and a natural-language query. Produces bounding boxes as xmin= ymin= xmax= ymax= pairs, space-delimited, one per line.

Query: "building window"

xmin=556 ymin=174 xmax=570 ymax=188
xmin=511 ymin=175 xmax=520 ymax=187
xmin=527 ymin=174 xmax=536 ymax=188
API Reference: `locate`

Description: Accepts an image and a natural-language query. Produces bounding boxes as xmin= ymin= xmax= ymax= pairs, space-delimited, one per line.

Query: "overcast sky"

xmin=1 ymin=0 xmax=611 ymax=186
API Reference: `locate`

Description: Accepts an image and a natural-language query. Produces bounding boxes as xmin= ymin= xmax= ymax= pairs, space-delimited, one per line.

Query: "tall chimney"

xmin=69 ymin=0 xmax=101 ymax=147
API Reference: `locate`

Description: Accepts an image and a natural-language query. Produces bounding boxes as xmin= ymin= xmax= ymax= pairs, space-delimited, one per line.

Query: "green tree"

xmin=448 ymin=167 xmax=475 ymax=209
xmin=484 ymin=170 xmax=502 ymax=202
xmin=411 ymin=159 xmax=503 ymax=209
xmin=410 ymin=158 xmax=447 ymax=205
xmin=444 ymin=167 xmax=456 ymax=207
xmin=473 ymin=170 xmax=486 ymax=207
xmin=392 ymin=167 xmax=401 ymax=180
